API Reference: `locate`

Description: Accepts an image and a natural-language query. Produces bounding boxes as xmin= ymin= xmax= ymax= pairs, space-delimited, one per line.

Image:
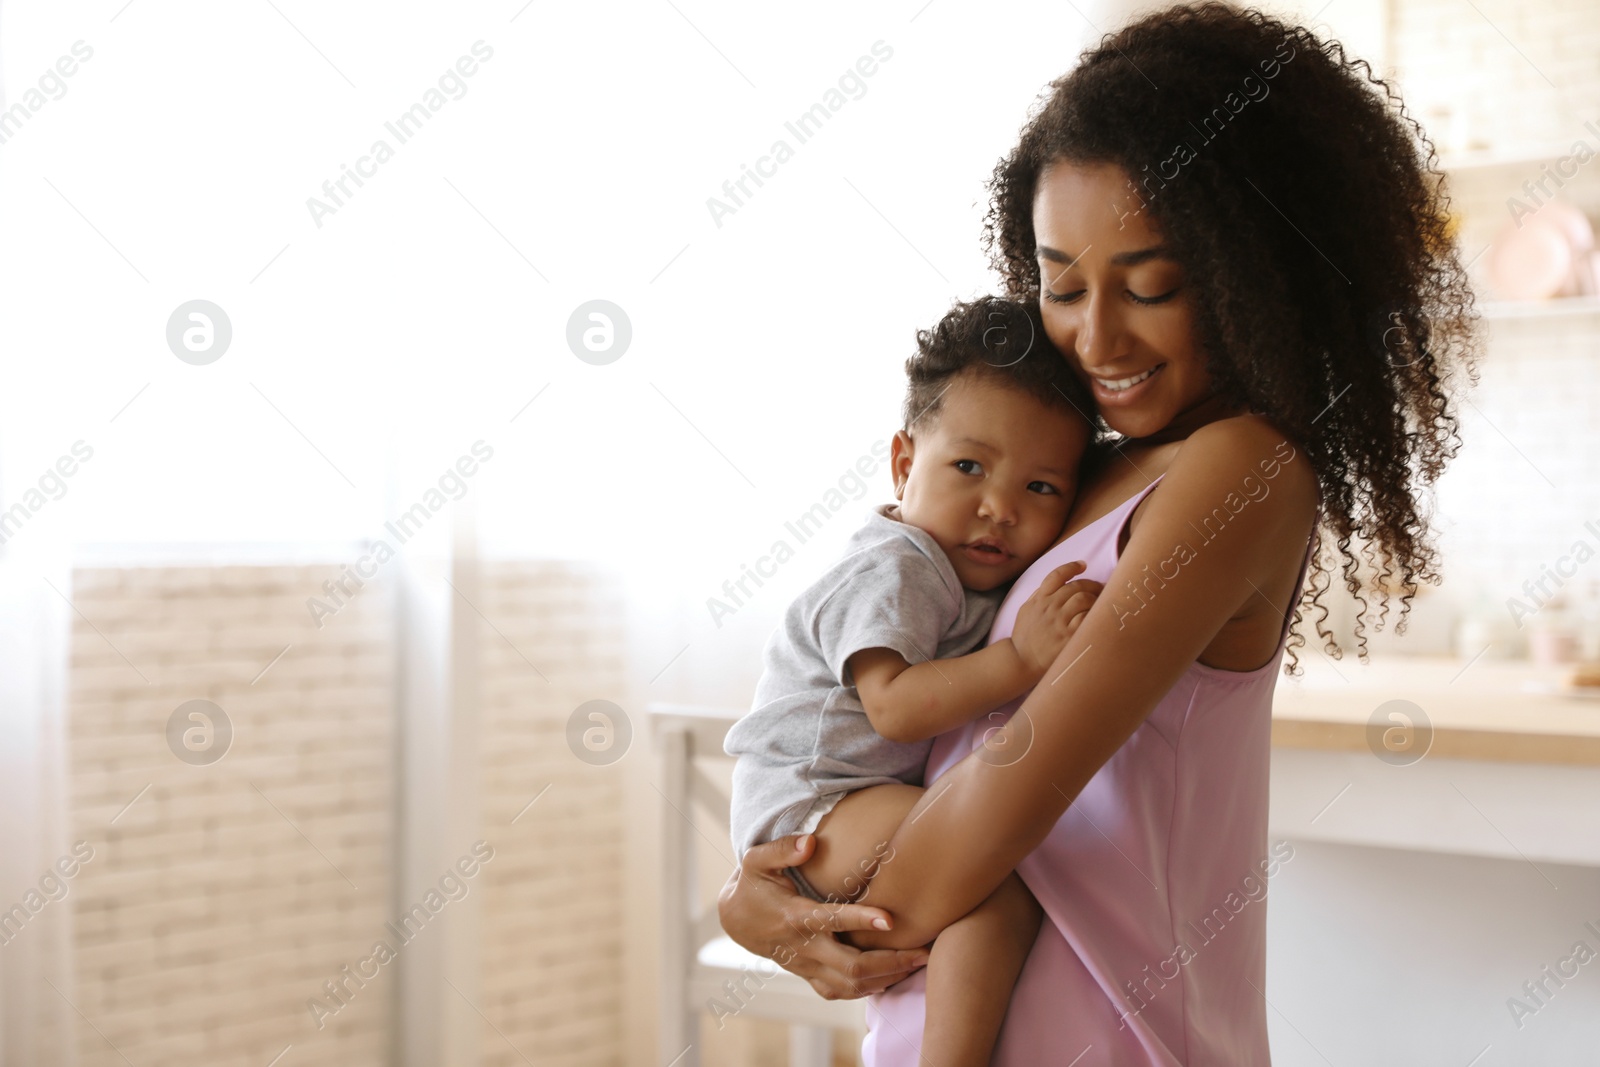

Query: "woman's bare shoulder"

xmin=1122 ymin=414 xmax=1318 ymax=669
xmin=1174 ymin=413 xmax=1319 ymax=505
xmin=1121 ymin=413 xmax=1319 ymax=558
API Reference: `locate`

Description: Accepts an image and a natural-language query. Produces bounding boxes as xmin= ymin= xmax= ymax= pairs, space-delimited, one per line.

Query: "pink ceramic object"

xmin=1487 ymin=198 xmax=1595 ymax=300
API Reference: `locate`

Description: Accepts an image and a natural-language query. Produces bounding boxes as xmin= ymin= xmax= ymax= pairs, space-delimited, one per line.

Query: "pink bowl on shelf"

xmin=1487 ymin=198 xmax=1596 ymax=300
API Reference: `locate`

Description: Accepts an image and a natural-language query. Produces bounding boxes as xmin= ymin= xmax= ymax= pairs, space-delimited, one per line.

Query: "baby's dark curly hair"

xmin=902 ymin=295 xmax=1098 ymax=440
xmin=982 ymin=1 xmax=1481 ymax=670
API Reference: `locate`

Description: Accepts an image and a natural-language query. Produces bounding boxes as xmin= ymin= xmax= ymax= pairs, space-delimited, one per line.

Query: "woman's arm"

xmin=847 ymin=416 xmax=1320 ymax=950
xmin=851 ymin=562 xmax=1100 ymax=744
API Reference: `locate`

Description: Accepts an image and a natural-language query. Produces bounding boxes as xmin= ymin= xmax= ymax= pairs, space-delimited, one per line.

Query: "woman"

xmin=718 ymin=3 xmax=1479 ymax=1062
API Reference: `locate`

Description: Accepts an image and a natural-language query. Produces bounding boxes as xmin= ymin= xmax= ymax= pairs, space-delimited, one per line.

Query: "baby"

xmin=724 ymin=295 xmax=1103 ymax=1063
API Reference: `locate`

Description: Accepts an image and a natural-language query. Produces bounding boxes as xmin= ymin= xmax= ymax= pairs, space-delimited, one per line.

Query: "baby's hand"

xmin=1011 ymin=561 xmax=1103 ymax=678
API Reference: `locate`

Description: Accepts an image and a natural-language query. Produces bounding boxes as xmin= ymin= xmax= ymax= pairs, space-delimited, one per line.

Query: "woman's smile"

xmin=1086 ymin=362 xmax=1166 ymax=405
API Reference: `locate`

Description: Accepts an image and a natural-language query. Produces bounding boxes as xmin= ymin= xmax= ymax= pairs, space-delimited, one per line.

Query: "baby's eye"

xmin=1029 ymin=481 xmax=1059 ymax=495
xmin=954 ymin=459 xmax=982 ymax=475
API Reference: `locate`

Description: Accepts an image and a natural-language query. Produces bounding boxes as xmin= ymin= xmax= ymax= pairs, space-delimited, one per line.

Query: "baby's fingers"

xmin=1041 ymin=577 xmax=1102 ymax=604
xmin=1031 ymin=560 xmax=1087 ymax=596
xmin=1059 ymin=589 xmax=1100 ymax=616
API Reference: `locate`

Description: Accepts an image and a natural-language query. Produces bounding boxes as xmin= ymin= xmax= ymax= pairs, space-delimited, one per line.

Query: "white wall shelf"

xmin=1436 ymin=142 xmax=1599 ymax=175
xmin=1478 ymin=295 xmax=1600 ymax=320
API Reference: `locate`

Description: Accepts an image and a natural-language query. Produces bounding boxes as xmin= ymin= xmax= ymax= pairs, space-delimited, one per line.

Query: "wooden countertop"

xmin=651 ymin=657 xmax=1600 ymax=768
xmin=1271 ymin=654 xmax=1600 ymax=766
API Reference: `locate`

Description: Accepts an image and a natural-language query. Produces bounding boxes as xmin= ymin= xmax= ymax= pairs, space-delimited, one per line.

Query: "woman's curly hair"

xmin=983 ymin=0 xmax=1481 ymax=671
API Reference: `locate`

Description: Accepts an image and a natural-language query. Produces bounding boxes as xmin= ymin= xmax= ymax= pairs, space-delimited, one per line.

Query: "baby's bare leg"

xmin=921 ymin=871 xmax=1043 ymax=1066
xmin=798 ymin=785 xmax=1044 ymax=1064
xmin=795 ymin=784 xmax=927 ymax=909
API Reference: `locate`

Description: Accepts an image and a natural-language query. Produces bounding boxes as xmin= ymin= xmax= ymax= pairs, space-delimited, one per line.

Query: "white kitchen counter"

xmin=1268 ymin=654 xmax=1600 ymax=868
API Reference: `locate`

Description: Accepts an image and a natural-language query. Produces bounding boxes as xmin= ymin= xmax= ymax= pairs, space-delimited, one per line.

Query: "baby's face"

xmin=891 ymin=371 xmax=1092 ymax=592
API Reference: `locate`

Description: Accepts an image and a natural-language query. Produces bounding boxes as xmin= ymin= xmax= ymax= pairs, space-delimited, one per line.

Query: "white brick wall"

xmin=64 ymin=559 xmax=629 ymax=1067
xmin=475 ymin=560 xmax=626 ymax=1067
xmin=67 ymin=564 xmax=394 ymax=1067
xmin=1389 ymin=0 xmax=1600 ymax=157
xmin=1389 ymin=0 xmax=1600 ymax=619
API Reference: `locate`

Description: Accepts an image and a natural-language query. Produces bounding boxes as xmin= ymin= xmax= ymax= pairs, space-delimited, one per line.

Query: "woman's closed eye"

xmin=1043 ymin=287 xmax=1181 ymax=306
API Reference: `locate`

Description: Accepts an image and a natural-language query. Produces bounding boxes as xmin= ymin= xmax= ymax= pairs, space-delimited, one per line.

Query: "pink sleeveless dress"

xmin=862 ymin=472 xmax=1316 ymax=1066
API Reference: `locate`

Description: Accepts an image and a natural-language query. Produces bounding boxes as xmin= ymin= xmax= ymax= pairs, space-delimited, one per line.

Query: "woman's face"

xmin=1031 ymin=161 xmax=1216 ymax=441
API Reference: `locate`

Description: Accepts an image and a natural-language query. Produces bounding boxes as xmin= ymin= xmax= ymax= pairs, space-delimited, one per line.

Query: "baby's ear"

xmin=889 ymin=429 xmax=914 ymax=496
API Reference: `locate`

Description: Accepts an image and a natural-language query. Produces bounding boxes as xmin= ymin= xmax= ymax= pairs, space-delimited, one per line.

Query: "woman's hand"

xmin=716 ymin=833 xmax=932 ymax=1000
